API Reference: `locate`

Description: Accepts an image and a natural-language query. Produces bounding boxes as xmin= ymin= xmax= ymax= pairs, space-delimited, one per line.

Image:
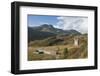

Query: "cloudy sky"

xmin=28 ymin=15 xmax=88 ymax=34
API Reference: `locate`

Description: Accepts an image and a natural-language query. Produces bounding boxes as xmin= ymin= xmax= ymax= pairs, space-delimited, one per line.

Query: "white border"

xmin=20 ymin=6 xmax=95 ymax=70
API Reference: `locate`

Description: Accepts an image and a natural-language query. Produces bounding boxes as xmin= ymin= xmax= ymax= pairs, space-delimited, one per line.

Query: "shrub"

xmin=63 ymin=48 xmax=68 ymax=59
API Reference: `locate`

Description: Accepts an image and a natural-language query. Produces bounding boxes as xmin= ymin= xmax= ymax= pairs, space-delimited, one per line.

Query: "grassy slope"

xmin=28 ymin=34 xmax=88 ymax=61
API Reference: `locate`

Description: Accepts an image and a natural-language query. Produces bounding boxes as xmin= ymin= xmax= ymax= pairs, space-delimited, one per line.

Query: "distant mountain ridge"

xmin=31 ymin=24 xmax=81 ymax=35
xmin=28 ymin=24 xmax=81 ymax=42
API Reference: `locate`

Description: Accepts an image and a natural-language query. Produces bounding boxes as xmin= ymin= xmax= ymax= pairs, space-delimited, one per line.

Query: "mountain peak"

xmin=30 ymin=24 xmax=81 ymax=35
xmin=41 ymin=24 xmax=54 ymax=29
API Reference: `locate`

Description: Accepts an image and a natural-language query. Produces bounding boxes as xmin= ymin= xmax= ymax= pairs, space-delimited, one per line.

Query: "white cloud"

xmin=29 ymin=24 xmax=39 ymax=27
xmin=56 ymin=16 xmax=88 ymax=34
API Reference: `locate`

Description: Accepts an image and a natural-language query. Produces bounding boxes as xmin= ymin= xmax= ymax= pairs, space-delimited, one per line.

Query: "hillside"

xmin=28 ymin=34 xmax=88 ymax=61
xmin=28 ymin=34 xmax=87 ymax=47
xmin=28 ymin=27 xmax=56 ymax=42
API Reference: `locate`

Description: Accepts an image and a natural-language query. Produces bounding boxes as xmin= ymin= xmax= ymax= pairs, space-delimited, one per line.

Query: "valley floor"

xmin=28 ymin=44 xmax=88 ymax=61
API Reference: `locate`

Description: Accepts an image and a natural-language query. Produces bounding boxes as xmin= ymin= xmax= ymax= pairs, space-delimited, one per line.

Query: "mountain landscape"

xmin=28 ymin=24 xmax=88 ymax=61
xmin=28 ymin=24 xmax=81 ymax=42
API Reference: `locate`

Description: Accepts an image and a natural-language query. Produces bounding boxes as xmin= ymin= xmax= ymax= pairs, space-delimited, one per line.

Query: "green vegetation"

xmin=63 ymin=48 xmax=68 ymax=59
